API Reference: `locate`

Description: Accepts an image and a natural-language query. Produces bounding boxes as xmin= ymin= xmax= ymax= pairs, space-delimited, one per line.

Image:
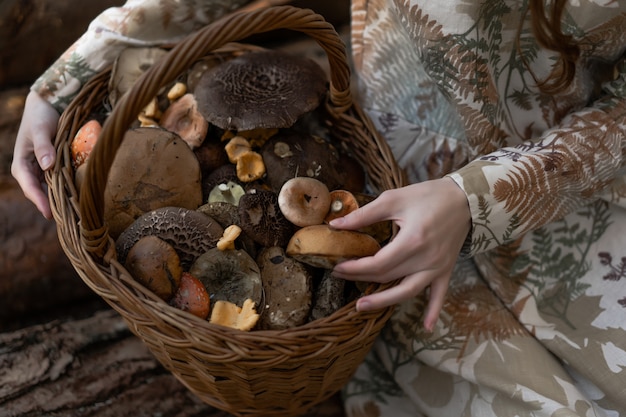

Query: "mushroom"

xmin=209 ymin=298 xmax=260 ymax=331
xmin=197 ymin=202 xmax=258 ymax=259
xmin=235 ymin=150 xmax=265 ymax=183
xmin=224 ymin=136 xmax=252 ymax=163
xmin=208 ymin=181 xmax=245 ymax=206
xmin=104 ymin=127 xmax=203 ymax=239
xmin=337 ymin=152 xmax=366 ymax=193
xmin=257 ymin=246 xmax=313 ymax=330
xmin=169 ymin=272 xmax=211 ymax=319
xmin=194 ymin=138 xmax=229 ymax=179
xmin=286 ymin=224 xmax=381 ymax=269
xmin=323 ymin=190 xmax=359 ymax=224
xmin=167 ymin=82 xmax=187 ymax=101
xmin=124 ymin=235 xmax=182 ymax=301
xmin=194 ymin=50 xmax=328 ymax=131
xmin=159 ymin=93 xmax=208 ymax=149
xmin=310 ymin=269 xmax=346 ymax=321
xmin=260 ymin=131 xmax=343 ymax=192
xmin=189 ymin=247 xmax=263 ymax=308
xmin=115 ymin=206 xmax=224 ymax=270
xmin=108 ymin=46 xmax=168 ymax=107
xmin=201 ymin=164 xmax=240 ymax=203
xmin=238 ymin=189 xmax=294 ymax=248
xmin=278 ymin=177 xmax=331 ymax=227
xmin=216 ymin=224 xmax=242 ymax=251
xmin=71 ymin=119 xmax=101 ymax=169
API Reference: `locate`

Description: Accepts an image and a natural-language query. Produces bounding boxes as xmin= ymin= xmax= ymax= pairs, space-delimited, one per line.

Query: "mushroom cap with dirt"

xmin=256 ymin=246 xmax=313 ymax=330
xmin=189 ymin=247 xmax=263 ymax=308
xmin=238 ymin=189 xmax=295 ymax=248
xmin=104 ymin=127 xmax=203 ymax=239
xmin=194 ymin=50 xmax=328 ymax=131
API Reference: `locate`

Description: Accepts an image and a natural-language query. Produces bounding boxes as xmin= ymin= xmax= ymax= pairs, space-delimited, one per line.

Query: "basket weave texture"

xmin=47 ymin=5 xmax=406 ymax=417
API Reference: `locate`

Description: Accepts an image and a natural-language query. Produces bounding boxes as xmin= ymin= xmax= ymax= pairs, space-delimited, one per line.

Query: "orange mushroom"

xmin=324 ymin=190 xmax=359 ymax=223
xmin=169 ymin=272 xmax=211 ymax=319
xmin=71 ymin=119 xmax=101 ymax=168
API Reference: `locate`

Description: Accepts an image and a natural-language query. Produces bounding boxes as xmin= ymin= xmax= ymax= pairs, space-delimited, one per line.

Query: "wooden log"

xmin=0 ymin=0 xmax=125 ymax=88
xmin=0 ymin=89 xmax=94 ymax=330
xmin=0 ymin=308 xmax=345 ymax=417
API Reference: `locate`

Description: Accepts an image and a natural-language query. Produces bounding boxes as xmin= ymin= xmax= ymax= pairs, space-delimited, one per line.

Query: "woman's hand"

xmin=11 ymin=91 xmax=60 ymax=220
xmin=330 ymin=177 xmax=471 ymax=331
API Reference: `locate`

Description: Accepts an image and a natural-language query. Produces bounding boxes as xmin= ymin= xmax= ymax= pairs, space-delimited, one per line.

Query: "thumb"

xmin=329 ymin=194 xmax=389 ymax=230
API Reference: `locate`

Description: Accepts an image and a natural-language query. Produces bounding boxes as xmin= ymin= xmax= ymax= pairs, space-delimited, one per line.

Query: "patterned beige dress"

xmin=32 ymin=0 xmax=626 ymax=416
xmin=345 ymin=1 xmax=626 ymax=416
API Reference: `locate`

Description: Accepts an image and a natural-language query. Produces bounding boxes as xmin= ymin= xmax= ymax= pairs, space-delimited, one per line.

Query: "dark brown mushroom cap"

xmin=189 ymin=248 xmax=263 ymax=308
xmin=194 ymin=50 xmax=328 ymax=131
xmin=256 ymin=246 xmax=312 ymax=330
xmin=103 ymin=127 xmax=202 ymax=239
xmin=115 ymin=206 xmax=224 ymax=270
xmin=260 ymin=130 xmax=343 ymax=192
xmin=238 ymin=189 xmax=294 ymax=248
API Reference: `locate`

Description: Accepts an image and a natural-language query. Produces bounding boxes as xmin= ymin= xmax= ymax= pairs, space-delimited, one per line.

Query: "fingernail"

xmin=329 ymin=217 xmax=344 ymax=227
xmin=356 ymin=299 xmax=370 ymax=312
xmin=41 ymin=155 xmax=52 ymax=170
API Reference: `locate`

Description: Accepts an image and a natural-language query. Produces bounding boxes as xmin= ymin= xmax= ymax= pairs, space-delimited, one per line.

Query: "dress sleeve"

xmin=447 ymin=57 xmax=626 ymax=257
xmin=32 ymin=0 xmax=252 ymax=113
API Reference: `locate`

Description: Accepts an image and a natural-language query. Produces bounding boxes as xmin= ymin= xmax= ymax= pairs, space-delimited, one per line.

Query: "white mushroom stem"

xmin=330 ymin=199 xmax=344 ymax=213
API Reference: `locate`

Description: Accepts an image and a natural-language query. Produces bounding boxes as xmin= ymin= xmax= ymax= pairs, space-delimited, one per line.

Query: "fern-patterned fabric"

xmin=32 ymin=0 xmax=626 ymax=415
xmin=345 ymin=0 xmax=626 ymax=416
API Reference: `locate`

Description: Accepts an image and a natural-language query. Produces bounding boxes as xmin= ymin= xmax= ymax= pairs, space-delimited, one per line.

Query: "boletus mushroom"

xmin=256 ymin=246 xmax=313 ymax=330
xmin=104 ymin=127 xmax=203 ymax=239
xmin=124 ymin=235 xmax=182 ymax=301
xmin=286 ymin=224 xmax=381 ymax=270
xmin=194 ymin=50 xmax=328 ymax=131
xmin=115 ymin=206 xmax=224 ymax=270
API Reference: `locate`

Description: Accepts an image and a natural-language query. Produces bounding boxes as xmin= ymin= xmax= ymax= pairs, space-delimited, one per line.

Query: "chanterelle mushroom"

xmin=194 ymin=50 xmax=328 ymax=131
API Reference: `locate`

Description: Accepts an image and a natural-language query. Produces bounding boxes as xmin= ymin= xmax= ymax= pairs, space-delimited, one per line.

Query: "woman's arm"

xmin=450 ymin=58 xmax=626 ymax=257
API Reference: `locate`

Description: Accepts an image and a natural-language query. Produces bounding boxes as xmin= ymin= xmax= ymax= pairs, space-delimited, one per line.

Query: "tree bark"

xmin=0 ymin=0 xmax=125 ymax=88
xmin=0 ymin=308 xmax=344 ymax=417
xmin=0 ymin=88 xmax=94 ymax=330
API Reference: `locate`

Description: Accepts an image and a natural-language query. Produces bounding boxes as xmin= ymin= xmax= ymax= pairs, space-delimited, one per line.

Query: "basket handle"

xmin=79 ymin=5 xmax=352 ymax=259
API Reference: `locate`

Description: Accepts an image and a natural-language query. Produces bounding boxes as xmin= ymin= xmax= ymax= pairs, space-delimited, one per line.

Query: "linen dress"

xmin=32 ymin=0 xmax=626 ymax=416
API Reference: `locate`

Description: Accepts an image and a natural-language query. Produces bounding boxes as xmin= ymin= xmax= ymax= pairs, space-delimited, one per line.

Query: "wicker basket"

xmin=47 ymin=5 xmax=405 ymax=417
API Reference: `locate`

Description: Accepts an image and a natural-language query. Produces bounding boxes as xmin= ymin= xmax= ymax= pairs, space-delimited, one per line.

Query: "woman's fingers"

xmin=329 ymin=190 xmax=396 ymax=230
xmin=11 ymin=91 xmax=60 ymax=219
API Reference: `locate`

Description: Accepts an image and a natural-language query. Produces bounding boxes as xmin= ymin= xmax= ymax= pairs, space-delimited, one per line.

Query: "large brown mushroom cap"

xmin=194 ymin=50 xmax=328 ymax=131
xmin=286 ymin=224 xmax=381 ymax=269
xmin=104 ymin=127 xmax=202 ymax=238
